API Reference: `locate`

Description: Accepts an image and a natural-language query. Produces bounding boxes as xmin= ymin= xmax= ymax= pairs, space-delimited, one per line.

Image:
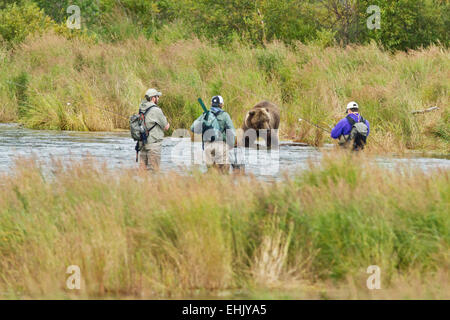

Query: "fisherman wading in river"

xmin=130 ymin=88 xmax=170 ymax=171
xmin=331 ymin=101 xmax=370 ymax=151
xmin=190 ymin=95 xmax=236 ymax=173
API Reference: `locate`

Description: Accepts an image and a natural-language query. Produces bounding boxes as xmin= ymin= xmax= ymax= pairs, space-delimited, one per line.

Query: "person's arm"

xmin=223 ymin=113 xmax=236 ymax=146
xmin=156 ymin=108 xmax=169 ymax=131
xmin=224 ymin=113 xmax=236 ymax=135
xmin=365 ymin=119 xmax=370 ymax=136
xmin=331 ymin=119 xmax=345 ymax=139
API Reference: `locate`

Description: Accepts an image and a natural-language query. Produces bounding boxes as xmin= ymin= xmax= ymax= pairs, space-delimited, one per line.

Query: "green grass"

xmin=0 ymin=153 xmax=448 ymax=299
xmin=0 ymin=28 xmax=448 ymax=151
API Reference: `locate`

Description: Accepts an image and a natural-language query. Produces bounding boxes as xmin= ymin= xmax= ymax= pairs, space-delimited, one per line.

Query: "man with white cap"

xmin=190 ymin=95 xmax=236 ymax=173
xmin=138 ymin=88 xmax=170 ymax=171
xmin=331 ymin=101 xmax=370 ymax=150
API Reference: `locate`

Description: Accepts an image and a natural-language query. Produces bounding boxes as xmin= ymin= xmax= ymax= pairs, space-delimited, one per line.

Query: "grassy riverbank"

xmin=0 ymin=31 xmax=449 ymax=152
xmin=0 ymin=153 xmax=448 ymax=299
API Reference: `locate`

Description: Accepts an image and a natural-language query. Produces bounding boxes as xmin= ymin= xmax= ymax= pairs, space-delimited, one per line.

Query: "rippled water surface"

xmin=1 ymin=123 xmax=448 ymax=180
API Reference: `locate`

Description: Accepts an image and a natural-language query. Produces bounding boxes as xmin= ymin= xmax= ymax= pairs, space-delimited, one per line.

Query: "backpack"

xmin=129 ymin=106 xmax=158 ymax=162
xmin=201 ymin=109 xmax=222 ymax=145
xmin=346 ymin=114 xmax=368 ymax=150
xmin=129 ymin=106 xmax=157 ymax=142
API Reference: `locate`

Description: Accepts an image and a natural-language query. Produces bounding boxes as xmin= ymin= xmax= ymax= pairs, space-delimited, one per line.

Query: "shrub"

xmin=0 ymin=1 xmax=54 ymax=46
xmin=10 ymin=71 xmax=30 ymax=118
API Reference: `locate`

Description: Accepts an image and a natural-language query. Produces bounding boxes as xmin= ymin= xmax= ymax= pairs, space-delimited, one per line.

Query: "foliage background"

xmin=0 ymin=1 xmax=448 ymax=151
xmin=0 ymin=0 xmax=448 ymax=50
xmin=0 ymin=1 xmax=448 ymax=299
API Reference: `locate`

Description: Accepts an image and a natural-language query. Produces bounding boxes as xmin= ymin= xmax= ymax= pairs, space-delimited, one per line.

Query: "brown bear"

xmin=242 ymin=101 xmax=280 ymax=149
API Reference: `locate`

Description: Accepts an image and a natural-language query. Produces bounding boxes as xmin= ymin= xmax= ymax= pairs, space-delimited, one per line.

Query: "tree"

xmin=359 ymin=0 xmax=448 ymax=51
xmin=178 ymin=0 xmax=264 ymax=45
xmin=260 ymin=0 xmax=318 ymax=44
xmin=315 ymin=0 xmax=362 ymax=46
xmin=0 ymin=1 xmax=54 ymax=46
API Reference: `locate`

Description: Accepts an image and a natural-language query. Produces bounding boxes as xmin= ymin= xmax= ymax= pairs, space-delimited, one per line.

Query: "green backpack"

xmin=193 ymin=98 xmax=222 ymax=149
xmin=129 ymin=106 xmax=156 ymax=142
xmin=129 ymin=106 xmax=157 ymax=162
xmin=201 ymin=110 xmax=222 ymax=143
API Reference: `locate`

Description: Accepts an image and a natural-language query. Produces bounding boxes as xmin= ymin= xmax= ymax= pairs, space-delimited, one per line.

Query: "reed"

xmin=0 ymin=153 xmax=447 ymax=299
xmin=0 ymin=29 xmax=449 ymax=152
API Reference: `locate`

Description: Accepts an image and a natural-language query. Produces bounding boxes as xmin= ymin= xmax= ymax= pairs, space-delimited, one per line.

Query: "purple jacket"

xmin=331 ymin=113 xmax=370 ymax=139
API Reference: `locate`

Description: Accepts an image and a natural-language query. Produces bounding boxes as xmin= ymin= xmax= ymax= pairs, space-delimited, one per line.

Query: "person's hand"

xmin=164 ymin=123 xmax=170 ymax=131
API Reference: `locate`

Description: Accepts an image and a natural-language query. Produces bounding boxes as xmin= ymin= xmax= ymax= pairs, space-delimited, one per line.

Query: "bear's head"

xmin=245 ymin=108 xmax=271 ymax=129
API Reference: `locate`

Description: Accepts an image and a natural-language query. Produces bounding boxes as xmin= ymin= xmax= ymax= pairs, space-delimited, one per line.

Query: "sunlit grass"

xmin=0 ymin=153 xmax=448 ymax=299
xmin=0 ymin=30 xmax=448 ymax=152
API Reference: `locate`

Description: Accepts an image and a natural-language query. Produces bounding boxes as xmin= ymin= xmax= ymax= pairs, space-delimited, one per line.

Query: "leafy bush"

xmin=172 ymin=0 xmax=449 ymax=50
xmin=0 ymin=1 xmax=54 ymax=46
xmin=0 ymin=1 xmax=91 ymax=46
xmin=361 ymin=0 xmax=449 ymax=51
xmin=33 ymin=0 xmax=99 ymax=25
xmin=1 ymin=0 xmax=448 ymax=50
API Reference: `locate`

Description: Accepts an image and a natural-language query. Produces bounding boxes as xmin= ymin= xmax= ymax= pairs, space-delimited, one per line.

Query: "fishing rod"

xmin=299 ymin=116 xmax=388 ymax=151
xmin=298 ymin=118 xmax=331 ymax=133
xmin=199 ymin=80 xmax=387 ymax=151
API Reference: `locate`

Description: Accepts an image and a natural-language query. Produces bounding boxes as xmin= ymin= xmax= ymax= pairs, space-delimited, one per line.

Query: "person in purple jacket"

xmin=331 ymin=101 xmax=370 ymax=150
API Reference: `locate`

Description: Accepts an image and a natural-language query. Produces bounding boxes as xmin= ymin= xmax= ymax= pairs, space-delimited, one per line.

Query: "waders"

xmin=231 ymin=146 xmax=245 ymax=173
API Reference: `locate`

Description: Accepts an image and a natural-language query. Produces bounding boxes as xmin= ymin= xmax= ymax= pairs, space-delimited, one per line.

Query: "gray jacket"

xmin=139 ymin=100 xmax=168 ymax=144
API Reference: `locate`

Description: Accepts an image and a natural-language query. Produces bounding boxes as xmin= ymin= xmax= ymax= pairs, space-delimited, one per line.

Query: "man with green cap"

xmin=138 ymin=88 xmax=170 ymax=171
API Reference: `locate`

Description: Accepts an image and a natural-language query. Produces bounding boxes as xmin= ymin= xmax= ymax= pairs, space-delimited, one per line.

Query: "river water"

xmin=0 ymin=123 xmax=448 ymax=180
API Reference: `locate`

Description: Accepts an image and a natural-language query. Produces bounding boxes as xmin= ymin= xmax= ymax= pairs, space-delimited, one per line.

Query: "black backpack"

xmin=346 ymin=115 xmax=368 ymax=150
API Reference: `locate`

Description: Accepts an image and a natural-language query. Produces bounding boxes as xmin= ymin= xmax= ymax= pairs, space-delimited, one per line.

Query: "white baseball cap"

xmin=211 ymin=95 xmax=224 ymax=106
xmin=346 ymin=101 xmax=359 ymax=111
xmin=145 ymin=88 xmax=162 ymax=98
